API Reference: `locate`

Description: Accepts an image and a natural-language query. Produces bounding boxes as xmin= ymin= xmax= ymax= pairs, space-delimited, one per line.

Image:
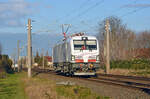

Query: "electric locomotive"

xmin=52 ymin=33 xmax=100 ymax=76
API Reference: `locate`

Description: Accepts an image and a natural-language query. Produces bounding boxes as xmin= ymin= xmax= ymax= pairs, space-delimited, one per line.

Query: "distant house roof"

xmin=45 ymin=56 xmax=52 ymax=62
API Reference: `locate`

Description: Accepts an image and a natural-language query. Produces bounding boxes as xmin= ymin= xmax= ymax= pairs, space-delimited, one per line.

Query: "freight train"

xmin=52 ymin=34 xmax=100 ymax=76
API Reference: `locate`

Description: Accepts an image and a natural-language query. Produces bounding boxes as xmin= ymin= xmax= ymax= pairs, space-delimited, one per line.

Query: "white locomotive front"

xmin=52 ymin=35 xmax=100 ymax=76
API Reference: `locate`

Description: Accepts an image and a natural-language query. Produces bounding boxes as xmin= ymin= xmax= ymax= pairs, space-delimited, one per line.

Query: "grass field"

xmin=0 ymin=72 xmax=109 ymax=99
xmin=0 ymin=73 xmax=27 ymax=99
xmin=24 ymin=73 xmax=109 ymax=99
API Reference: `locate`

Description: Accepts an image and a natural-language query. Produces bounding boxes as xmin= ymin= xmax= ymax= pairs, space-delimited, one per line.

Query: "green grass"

xmin=0 ymin=73 xmax=27 ymax=99
xmin=110 ymin=59 xmax=150 ymax=70
xmin=0 ymin=72 xmax=109 ymax=99
xmin=29 ymin=75 xmax=109 ymax=99
xmin=56 ymin=85 xmax=109 ymax=99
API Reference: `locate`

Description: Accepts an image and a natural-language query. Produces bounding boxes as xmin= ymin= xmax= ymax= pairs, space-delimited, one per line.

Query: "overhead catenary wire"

xmin=34 ymin=0 xmax=94 ymax=36
xmin=94 ymin=0 xmax=150 ymax=24
xmin=69 ymin=0 xmax=104 ymax=23
xmin=117 ymin=0 xmax=150 ymax=18
xmin=55 ymin=0 xmax=93 ymax=23
xmin=64 ymin=0 xmax=92 ymax=18
xmin=31 ymin=0 xmax=150 ymax=45
xmin=119 ymin=6 xmax=150 ymax=18
xmin=65 ymin=0 xmax=104 ymax=35
xmin=31 ymin=0 xmax=92 ymax=32
xmin=109 ymin=0 xmax=140 ymax=16
xmin=31 ymin=0 xmax=104 ymax=37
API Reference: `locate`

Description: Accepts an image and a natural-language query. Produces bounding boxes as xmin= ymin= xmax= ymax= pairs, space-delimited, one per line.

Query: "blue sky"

xmin=0 ymin=0 xmax=150 ymax=56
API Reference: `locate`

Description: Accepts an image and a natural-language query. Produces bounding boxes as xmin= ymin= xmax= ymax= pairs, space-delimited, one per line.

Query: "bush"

xmin=110 ymin=59 xmax=150 ymax=70
xmin=0 ymin=55 xmax=14 ymax=74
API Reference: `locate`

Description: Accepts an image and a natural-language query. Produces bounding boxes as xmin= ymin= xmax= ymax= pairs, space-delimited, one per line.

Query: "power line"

xmin=56 ymin=0 xmax=93 ymax=23
xmin=65 ymin=0 xmax=104 ymax=33
xmin=78 ymin=0 xmax=104 ymax=17
xmin=31 ymin=0 xmax=103 ymax=38
xmin=65 ymin=0 xmax=92 ymax=18
xmin=69 ymin=0 xmax=104 ymax=22
xmin=120 ymin=6 xmax=149 ymax=18
xmin=110 ymin=0 xmax=140 ymax=16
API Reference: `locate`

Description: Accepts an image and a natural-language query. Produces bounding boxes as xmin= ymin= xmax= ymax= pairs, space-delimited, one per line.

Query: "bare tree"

xmin=98 ymin=16 xmax=137 ymax=61
xmin=136 ymin=31 xmax=150 ymax=48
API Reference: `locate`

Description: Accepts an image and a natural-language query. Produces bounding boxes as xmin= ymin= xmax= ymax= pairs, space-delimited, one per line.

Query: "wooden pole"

xmin=42 ymin=49 xmax=45 ymax=69
xmin=17 ymin=40 xmax=20 ymax=72
xmin=105 ymin=19 xmax=110 ymax=74
xmin=27 ymin=19 xmax=32 ymax=78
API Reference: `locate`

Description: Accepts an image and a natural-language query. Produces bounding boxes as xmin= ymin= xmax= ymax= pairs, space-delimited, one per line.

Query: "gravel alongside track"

xmin=36 ymin=73 xmax=150 ymax=99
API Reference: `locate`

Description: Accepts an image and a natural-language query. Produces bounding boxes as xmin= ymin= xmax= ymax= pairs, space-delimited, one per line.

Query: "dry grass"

xmin=23 ymin=77 xmax=61 ymax=99
xmin=110 ymin=69 xmax=132 ymax=75
xmin=22 ymin=73 xmax=108 ymax=99
xmin=97 ymin=69 xmax=131 ymax=75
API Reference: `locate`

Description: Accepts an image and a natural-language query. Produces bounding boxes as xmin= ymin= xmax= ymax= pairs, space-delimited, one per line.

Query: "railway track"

xmin=82 ymin=74 xmax=150 ymax=94
xmin=97 ymin=73 xmax=150 ymax=81
xmin=23 ymin=68 xmax=150 ymax=94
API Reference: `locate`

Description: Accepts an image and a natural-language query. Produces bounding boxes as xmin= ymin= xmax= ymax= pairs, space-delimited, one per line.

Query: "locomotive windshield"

xmin=74 ymin=40 xmax=84 ymax=50
xmin=86 ymin=40 xmax=97 ymax=50
xmin=73 ymin=40 xmax=97 ymax=50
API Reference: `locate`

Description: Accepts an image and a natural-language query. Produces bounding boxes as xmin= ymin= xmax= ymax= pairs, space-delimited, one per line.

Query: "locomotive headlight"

xmin=71 ymin=55 xmax=75 ymax=61
xmin=96 ymin=55 xmax=99 ymax=61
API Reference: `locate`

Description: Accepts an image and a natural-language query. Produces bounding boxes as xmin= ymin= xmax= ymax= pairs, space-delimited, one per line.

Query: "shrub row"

xmin=110 ymin=59 xmax=150 ymax=70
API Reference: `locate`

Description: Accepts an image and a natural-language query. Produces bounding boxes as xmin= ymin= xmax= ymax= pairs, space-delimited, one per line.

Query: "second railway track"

xmin=83 ymin=74 xmax=150 ymax=94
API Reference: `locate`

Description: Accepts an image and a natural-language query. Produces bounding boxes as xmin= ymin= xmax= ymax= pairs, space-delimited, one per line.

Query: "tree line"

xmin=98 ymin=16 xmax=150 ymax=69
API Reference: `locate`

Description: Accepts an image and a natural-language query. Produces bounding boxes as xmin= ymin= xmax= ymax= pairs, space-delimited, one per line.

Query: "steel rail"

xmin=81 ymin=77 xmax=150 ymax=94
xmin=97 ymin=73 xmax=150 ymax=81
xmin=23 ymin=68 xmax=150 ymax=94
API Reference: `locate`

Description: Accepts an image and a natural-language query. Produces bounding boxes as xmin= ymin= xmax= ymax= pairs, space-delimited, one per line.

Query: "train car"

xmin=52 ymin=35 xmax=100 ymax=76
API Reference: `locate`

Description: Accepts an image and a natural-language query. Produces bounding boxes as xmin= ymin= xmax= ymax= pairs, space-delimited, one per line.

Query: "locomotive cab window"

xmin=86 ymin=40 xmax=97 ymax=50
xmin=74 ymin=40 xmax=84 ymax=50
xmin=73 ymin=40 xmax=97 ymax=50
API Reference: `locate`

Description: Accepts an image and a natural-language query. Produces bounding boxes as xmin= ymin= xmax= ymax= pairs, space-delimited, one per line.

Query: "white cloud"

xmin=122 ymin=4 xmax=150 ymax=8
xmin=0 ymin=0 xmax=36 ymax=27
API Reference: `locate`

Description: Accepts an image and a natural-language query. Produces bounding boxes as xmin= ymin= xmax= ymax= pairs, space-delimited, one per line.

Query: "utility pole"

xmin=17 ymin=40 xmax=20 ymax=72
xmin=32 ymin=52 xmax=34 ymax=67
xmin=42 ymin=49 xmax=45 ymax=69
xmin=27 ymin=19 xmax=32 ymax=78
xmin=12 ymin=49 xmax=16 ymax=71
xmin=105 ymin=19 xmax=110 ymax=74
